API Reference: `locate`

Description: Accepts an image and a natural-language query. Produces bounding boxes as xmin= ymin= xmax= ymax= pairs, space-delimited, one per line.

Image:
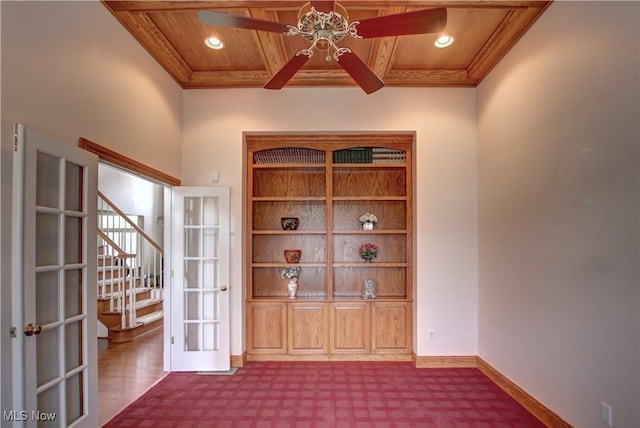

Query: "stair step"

xmin=97 ymin=278 xmax=142 ymax=293
xmin=98 ymin=278 xmax=126 ymax=287
xmin=98 ymin=265 xmax=127 ymax=272
xmin=98 ymin=269 xmax=125 ymax=281
xmin=130 ymin=298 xmax=162 ymax=310
xmin=98 ymin=255 xmax=116 ymax=267
xmin=132 ymin=298 xmax=162 ymax=317
xmin=99 ymin=287 xmax=149 ymax=299
xmin=100 ymin=298 xmax=162 ymax=313
xmin=97 ymin=311 xmax=122 ymax=331
xmin=137 ymin=310 xmax=163 ymax=325
xmin=109 ymin=310 xmax=163 ymax=343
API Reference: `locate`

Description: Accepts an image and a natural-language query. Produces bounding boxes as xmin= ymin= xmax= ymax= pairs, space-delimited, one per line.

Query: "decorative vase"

xmin=284 ymin=249 xmax=301 ymax=263
xmin=362 ymin=279 xmax=377 ymax=299
xmin=362 ymin=221 xmax=374 ymax=231
xmin=280 ymin=217 xmax=299 ymax=230
xmin=362 ymin=256 xmax=374 ymax=263
xmin=287 ymin=279 xmax=298 ymax=299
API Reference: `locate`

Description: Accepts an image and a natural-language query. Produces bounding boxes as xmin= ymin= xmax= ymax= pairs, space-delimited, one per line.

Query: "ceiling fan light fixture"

xmin=291 ymin=2 xmax=353 ymax=61
xmin=197 ymin=4 xmax=448 ymax=93
xmin=204 ymin=36 xmax=224 ymax=50
xmin=434 ymin=34 xmax=454 ymax=48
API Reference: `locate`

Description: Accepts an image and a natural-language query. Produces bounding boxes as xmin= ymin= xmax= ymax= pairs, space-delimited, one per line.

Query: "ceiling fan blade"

xmin=264 ymin=54 xmax=310 ymax=90
xmin=337 ymin=52 xmax=384 ymax=94
xmin=198 ymin=10 xmax=290 ymax=33
xmin=355 ymin=8 xmax=447 ymax=38
xmin=310 ymin=1 xmax=335 ymax=13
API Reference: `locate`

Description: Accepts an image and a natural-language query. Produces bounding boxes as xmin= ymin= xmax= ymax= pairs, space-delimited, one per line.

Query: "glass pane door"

xmin=171 ymin=187 xmax=230 ymax=371
xmin=17 ymin=124 xmax=98 ymax=427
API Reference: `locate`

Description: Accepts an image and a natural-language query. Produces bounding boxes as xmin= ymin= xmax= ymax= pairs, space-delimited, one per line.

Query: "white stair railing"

xmin=97 ymin=232 xmax=138 ymax=328
xmin=98 ymin=191 xmax=164 ymax=330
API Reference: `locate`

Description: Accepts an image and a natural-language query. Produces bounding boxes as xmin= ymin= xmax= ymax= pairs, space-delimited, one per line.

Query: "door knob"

xmin=220 ymin=285 xmax=228 ymax=292
xmin=24 ymin=323 xmax=42 ymax=336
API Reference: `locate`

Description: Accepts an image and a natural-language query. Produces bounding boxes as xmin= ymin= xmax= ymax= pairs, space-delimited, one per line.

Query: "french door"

xmin=12 ymin=124 xmax=98 ymax=427
xmin=170 ymin=187 xmax=230 ymax=371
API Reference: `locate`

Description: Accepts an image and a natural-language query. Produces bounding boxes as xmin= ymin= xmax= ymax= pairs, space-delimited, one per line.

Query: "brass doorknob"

xmin=24 ymin=323 xmax=42 ymax=336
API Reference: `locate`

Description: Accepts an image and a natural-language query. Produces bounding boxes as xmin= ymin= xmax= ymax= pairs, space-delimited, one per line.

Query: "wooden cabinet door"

xmin=288 ymin=302 xmax=329 ymax=354
xmin=371 ymin=302 xmax=412 ymax=354
xmin=330 ymin=302 xmax=370 ymax=354
xmin=247 ymin=302 xmax=287 ymax=354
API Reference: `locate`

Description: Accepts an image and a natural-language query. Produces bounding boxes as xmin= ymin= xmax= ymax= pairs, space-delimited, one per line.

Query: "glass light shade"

xmin=434 ymin=34 xmax=454 ymax=48
xmin=204 ymin=37 xmax=224 ymax=50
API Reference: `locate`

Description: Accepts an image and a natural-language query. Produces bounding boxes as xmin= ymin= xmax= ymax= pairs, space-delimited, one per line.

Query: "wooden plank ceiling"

xmin=102 ymin=1 xmax=552 ymax=89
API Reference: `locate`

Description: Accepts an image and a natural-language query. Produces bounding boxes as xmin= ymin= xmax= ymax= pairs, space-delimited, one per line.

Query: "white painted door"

xmin=12 ymin=124 xmax=98 ymax=427
xmin=170 ymin=187 xmax=230 ymax=371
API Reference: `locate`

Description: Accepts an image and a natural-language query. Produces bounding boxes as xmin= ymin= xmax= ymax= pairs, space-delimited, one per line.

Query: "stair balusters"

xmin=97 ymin=191 xmax=164 ymax=338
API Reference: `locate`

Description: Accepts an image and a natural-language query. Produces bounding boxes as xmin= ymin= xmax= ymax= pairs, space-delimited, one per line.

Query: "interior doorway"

xmin=96 ymin=163 xmax=167 ymax=424
xmin=78 ymin=138 xmax=181 ymax=423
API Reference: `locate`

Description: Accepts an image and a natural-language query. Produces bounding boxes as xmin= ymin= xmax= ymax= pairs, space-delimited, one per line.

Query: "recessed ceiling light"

xmin=204 ymin=37 xmax=224 ymax=50
xmin=434 ymin=34 xmax=454 ymax=48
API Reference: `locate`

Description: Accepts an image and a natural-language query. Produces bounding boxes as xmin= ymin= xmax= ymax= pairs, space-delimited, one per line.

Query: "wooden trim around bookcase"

xmin=244 ymin=131 xmax=416 ymax=148
xmin=476 ymin=357 xmax=572 ymax=428
xmin=79 ymin=138 xmax=181 ymax=186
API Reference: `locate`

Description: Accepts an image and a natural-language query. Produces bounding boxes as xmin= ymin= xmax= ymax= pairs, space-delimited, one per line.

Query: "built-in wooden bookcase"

xmin=245 ymin=133 xmax=414 ymax=360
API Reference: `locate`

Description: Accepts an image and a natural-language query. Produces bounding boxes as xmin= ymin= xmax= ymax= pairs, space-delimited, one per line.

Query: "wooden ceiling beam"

xmin=250 ymin=8 xmax=289 ymax=75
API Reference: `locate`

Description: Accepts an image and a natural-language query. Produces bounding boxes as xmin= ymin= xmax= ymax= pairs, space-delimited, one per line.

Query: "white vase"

xmin=362 ymin=221 xmax=374 ymax=230
xmin=287 ymin=280 xmax=298 ymax=299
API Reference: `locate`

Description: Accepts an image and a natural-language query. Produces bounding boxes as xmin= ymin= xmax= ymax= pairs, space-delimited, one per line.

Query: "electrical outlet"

xmin=600 ymin=402 xmax=613 ymax=427
xmin=427 ymin=329 xmax=435 ymax=341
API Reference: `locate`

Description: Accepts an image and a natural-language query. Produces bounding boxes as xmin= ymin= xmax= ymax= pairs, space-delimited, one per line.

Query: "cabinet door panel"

xmin=330 ymin=302 xmax=370 ymax=354
xmin=289 ymin=303 xmax=329 ymax=354
xmin=372 ymin=302 xmax=411 ymax=354
xmin=247 ymin=302 xmax=287 ymax=353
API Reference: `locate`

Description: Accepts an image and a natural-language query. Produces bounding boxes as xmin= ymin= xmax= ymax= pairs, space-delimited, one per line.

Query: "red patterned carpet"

xmin=103 ymin=361 xmax=546 ymax=427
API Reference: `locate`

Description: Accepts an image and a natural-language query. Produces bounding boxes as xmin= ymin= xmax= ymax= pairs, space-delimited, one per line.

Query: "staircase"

xmin=97 ymin=191 xmax=164 ymax=343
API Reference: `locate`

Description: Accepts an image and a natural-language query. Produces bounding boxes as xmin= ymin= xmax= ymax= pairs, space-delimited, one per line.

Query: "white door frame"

xmin=163 ymin=185 xmax=173 ymax=372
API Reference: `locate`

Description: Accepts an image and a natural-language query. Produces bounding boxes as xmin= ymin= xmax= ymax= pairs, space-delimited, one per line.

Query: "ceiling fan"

xmin=198 ymin=2 xmax=447 ymax=94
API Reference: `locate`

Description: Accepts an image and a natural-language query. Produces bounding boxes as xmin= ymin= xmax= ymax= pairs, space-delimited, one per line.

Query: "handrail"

xmin=98 ymin=190 xmax=163 ymax=253
xmin=97 ymin=230 xmax=135 ymax=258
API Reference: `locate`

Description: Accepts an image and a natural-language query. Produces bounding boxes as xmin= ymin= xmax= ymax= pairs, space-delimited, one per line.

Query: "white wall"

xmin=477 ymin=2 xmax=639 ymax=427
xmin=98 ymin=164 xmax=165 ymax=246
xmin=182 ymin=87 xmax=478 ymax=357
xmin=0 ymin=0 xmax=183 ymax=411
